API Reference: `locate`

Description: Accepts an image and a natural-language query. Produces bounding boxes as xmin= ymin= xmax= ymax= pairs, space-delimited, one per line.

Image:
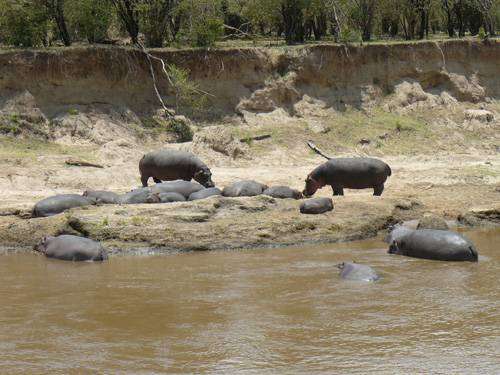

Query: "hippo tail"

xmin=468 ymin=246 xmax=479 ymax=262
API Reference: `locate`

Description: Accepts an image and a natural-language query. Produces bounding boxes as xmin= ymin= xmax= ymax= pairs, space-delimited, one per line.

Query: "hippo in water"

xmin=263 ymin=186 xmax=303 ymax=199
xmin=32 ymin=194 xmax=96 ymax=217
xmin=300 ymin=197 xmax=333 ymax=214
xmin=387 ymin=228 xmax=478 ymax=262
xmin=83 ymin=190 xmax=120 ymax=204
xmin=139 ymin=149 xmax=214 ymax=188
xmin=337 ymin=262 xmax=380 ymax=282
xmin=34 ymin=235 xmax=108 ymax=261
xmin=188 ymin=187 xmax=222 ymax=201
xmin=222 ymin=180 xmax=268 ymax=197
xmin=303 ymin=157 xmax=391 ymax=197
xmin=151 ymin=180 xmax=204 ymax=198
xmin=119 ymin=187 xmax=160 ymax=204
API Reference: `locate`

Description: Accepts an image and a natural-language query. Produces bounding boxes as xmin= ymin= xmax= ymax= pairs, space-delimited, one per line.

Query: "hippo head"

xmin=388 ymin=240 xmax=401 ymax=255
xmin=336 ymin=262 xmax=346 ymax=270
xmin=34 ymin=236 xmax=52 ymax=254
xmin=194 ymin=167 xmax=214 ymax=188
xmin=302 ymin=175 xmax=323 ymax=197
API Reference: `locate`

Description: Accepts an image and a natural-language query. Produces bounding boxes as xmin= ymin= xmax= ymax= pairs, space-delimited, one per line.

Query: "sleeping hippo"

xmin=303 ymin=157 xmax=392 ymax=196
xmin=34 ymin=235 xmax=108 ymax=261
xmin=157 ymin=192 xmax=186 ymax=203
xmin=151 ymin=180 xmax=204 ymax=198
xmin=337 ymin=262 xmax=380 ymax=282
xmin=119 ymin=187 xmax=160 ymax=204
xmin=139 ymin=149 xmax=214 ymax=188
xmin=300 ymin=197 xmax=333 ymax=214
xmin=263 ymin=186 xmax=303 ymax=199
xmin=188 ymin=187 xmax=222 ymax=201
xmin=83 ymin=190 xmax=120 ymax=204
xmin=388 ymin=228 xmax=478 ymax=262
xmin=32 ymin=194 xmax=96 ymax=217
xmin=222 ymin=180 xmax=268 ymax=197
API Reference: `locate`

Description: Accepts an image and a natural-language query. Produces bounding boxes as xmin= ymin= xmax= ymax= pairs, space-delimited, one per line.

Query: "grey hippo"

xmin=157 ymin=192 xmax=186 ymax=203
xmin=139 ymin=149 xmax=214 ymax=188
xmin=34 ymin=235 xmax=108 ymax=261
xmin=151 ymin=180 xmax=204 ymax=198
xmin=119 ymin=187 xmax=160 ymax=204
xmin=337 ymin=262 xmax=380 ymax=282
xmin=300 ymin=197 xmax=333 ymax=214
xmin=32 ymin=194 xmax=96 ymax=217
xmin=263 ymin=186 xmax=303 ymax=199
xmin=388 ymin=228 xmax=478 ymax=262
xmin=222 ymin=180 xmax=268 ymax=197
xmin=83 ymin=190 xmax=120 ymax=204
xmin=303 ymin=157 xmax=392 ymax=197
xmin=188 ymin=187 xmax=222 ymax=201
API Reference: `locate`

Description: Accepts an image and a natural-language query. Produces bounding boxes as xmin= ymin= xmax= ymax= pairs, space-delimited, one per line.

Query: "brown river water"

xmin=0 ymin=228 xmax=499 ymax=374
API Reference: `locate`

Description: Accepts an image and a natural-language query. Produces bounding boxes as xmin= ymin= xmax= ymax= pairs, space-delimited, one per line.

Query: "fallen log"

xmin=65 ymin=158 xmax=104 ymax=168
xmin=240 ymin=134 xmax=271 ymax=143
xmin=306 ymin=140 xmax=331 ymax=160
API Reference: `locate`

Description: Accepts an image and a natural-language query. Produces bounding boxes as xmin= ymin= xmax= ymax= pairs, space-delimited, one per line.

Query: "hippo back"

xmin=339 ymin=262 xmax=380 ymax=282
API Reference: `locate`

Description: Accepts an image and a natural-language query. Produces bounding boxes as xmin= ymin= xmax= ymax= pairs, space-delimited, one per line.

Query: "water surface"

xmin=0 ymin=229 xmax=499 ymax=374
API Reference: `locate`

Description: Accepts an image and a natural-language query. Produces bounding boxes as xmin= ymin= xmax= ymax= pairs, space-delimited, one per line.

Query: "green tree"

xmin=66 ymin=0 xmax=113 ymax=43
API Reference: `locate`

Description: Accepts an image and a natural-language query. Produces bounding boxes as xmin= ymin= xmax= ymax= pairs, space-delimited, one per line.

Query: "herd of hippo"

xmin=32 ymin=149 xmax=479 ymax=275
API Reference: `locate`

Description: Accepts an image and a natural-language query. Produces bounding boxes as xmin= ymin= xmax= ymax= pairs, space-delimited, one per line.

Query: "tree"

xmin=281 ymin=0 xmax=306 ymax=44
xmin=110 ymin=0 xmax=140 ymax=44
xmin=66 ymin=0 xmax=113 ymax=43
xmin=42 ymin=0 xmax=72 ymax=46
xmin=350 ymin=0 xmax=377 ymax=41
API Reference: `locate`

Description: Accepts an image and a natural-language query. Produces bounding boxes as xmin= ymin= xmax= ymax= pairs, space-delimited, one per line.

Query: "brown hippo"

xmin=303 ymin=157 xmax=391 ymax=196
xmin=139 ymin=149 xmax=214 ymax=188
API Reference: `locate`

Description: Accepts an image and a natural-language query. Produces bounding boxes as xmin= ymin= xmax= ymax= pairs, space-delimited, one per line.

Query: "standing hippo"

xmin=303 ymin=158 xmax=392 ymax=197
xmin=139 ymin=149 xmax=214 ymax=188
xmin=32 ymin=194 xmax=96 ymax=218
xmin=119 ymin=187 xmax=160 ymax=204
xmin=263 ymin=186 xmax=303 ymax=199
xmin=83 ymin=190 xmax=120 ymax=204
xmin=388 ymin=229 xmax=478 ymax=262
xmin=337 ymin=262 xmax=380 ymax=282
xmin=188 ymin=187 xmax=222 ymax=201
xmin=34 ymin=235 xmax=108 ymax=261
xmin=222 ymin=180 xmax=268 ymax=197
xmin=151 ymin=180 xmax=204 ymax=198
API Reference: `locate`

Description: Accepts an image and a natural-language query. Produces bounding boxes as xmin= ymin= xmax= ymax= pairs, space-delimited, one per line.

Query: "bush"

xmin=192 ymin=18 xmax=223 ymax=47
xmin=168 ymin=117 xmax=193 ymax=142
xmin=339 ymin=27 xmax=362 ymax=44
xmin=66 ymin=0 xmax=113 ymax=43
xmin=477 ymin=27 xmax=487 ymax=41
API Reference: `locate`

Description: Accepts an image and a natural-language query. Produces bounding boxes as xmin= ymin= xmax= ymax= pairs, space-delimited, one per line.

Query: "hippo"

xmin=83 ymin=190 xmax=120 ymax=204
xmin=303 ymin=157 xmax=392 ymax=197
xmin=188 ymin=187 xmax=222 ymax=201
xmin=222 ymin=180 xmax=268 ymax=197
xmin=337 ymin=262 xmax=380 ymax=282
xmin=263 ymin=186 xmax=303 ymax=199
xmin=299 ymin=197 xmax=333 ymax=214
xmin=32 ymin=194 xmax=96 ymax=217
xmin=388 ymin=228 xmax=478 ymax=262
xmin=119 ymin=187 xmax=160 ymax=204
xmin=34 ymin=235 xmax=108 ymax=261
xmin=157 ymin=192 xmax=186 ymax=203
xmin=384 ymin=223 xmax=415 ymax=244
xmin=139 ymin=149 xmax=214 ymax=188
xmin=151 ymin=180 xmax=204 ymax=198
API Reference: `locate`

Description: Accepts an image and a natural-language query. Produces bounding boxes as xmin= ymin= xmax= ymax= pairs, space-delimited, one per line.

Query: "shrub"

xmin=477 ymin=27 xmax=487 ymax=41
xmin=192 ymin=18 xmax=223 ymax=47
xmin=168 ymin=117 xmax=193 ymax=142
xmin=66 ymin=0 xmax=113 ymax=43
xmin=339 ymin=27 xmax=362 ymax=44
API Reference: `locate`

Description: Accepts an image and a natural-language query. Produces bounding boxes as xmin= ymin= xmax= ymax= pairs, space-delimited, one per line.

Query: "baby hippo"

xmin=337 ymin=262 xmax=380 ymax=282
xmin=34 ymin=235 xmax=108 ymax=261
xmin=263 ymin=186 xmax=303 ymax=199
xmin=300 ymin=197 xmax=333 ymax=214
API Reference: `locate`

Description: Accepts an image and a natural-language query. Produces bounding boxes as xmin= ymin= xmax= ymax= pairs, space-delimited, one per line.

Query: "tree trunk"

xmin=281 ymin=0 xmax=305 ymax=44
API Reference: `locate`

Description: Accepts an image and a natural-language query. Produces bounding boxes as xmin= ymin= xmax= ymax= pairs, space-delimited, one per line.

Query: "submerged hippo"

xmin=32 ymin=194 xmax=96 ymax=217
xmin=388 ymin=228 xmax=478 ymax=262
xmin=34 ymin=235 xmax=108 ymax=261
xmin=222 ymin=180 xmax=268 ymax=197
xmin=188 ymin=187 xmax=222 ymax=201
xmin=119 ymin=187 xmax=160 ymax=204
xmin=139 ymin=149 xmax=214 ymax=188
xmin=303 ymin=157 xmax=392 ymax=197
xmin=83 ymin=190 xmax=120 ymax=204
xmin=151 ymin=180 xmax=204 ymax=198
xmin=263 ymin=186 xmax=303 ymax=199
xmin=157 ymin=192 xmax=186 ymax=203
xmin=299 ymin=197 xmax=333 ymax=214
xmin=337 ymin=262 xmax=380 ymax=282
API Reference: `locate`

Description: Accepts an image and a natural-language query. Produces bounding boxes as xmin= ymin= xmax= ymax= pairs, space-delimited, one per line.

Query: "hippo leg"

xmin=332 ymin=186 xmax=344 ymax=196
xmin=373 ymin=184 xmax=384 ymax=196
xmin=141 ymin=175 xmax=150 ymax=187
xmin=153 ymin=177 xmax=162 ymax=184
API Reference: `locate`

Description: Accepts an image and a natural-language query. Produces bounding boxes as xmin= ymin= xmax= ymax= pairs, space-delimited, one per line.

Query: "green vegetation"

xmin=0 ymin=0 xmax=497 ymax=48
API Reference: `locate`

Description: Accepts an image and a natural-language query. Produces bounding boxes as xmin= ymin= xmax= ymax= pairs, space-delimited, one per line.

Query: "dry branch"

xmin=65 ymin=158 xmax=104 ymax=168
xmin=307 ymin=140 xmax=331 ymax=159
xmin=240 ymin=134 xmax=271 ymax=143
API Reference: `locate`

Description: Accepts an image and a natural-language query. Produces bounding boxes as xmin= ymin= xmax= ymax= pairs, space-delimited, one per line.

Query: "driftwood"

xmin=240 ymin=134 xmax=271 ymax=143
xmin=65 ymin=158 xmax=104 ymax=168
xmin=306 ymin=140 xmax=331 ymax=160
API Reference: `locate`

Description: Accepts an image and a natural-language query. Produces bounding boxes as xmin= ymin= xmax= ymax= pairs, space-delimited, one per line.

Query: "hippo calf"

xmin=188 ymin=187 xmax=222 ymax=201
xmin=34 ymin=235 xmax=108 ymax=261
xmin=300 ymin=197 xmax=333 ymax=214
xmin=140 ymin=149 xmax=214 ymax=188
xmin=388 ymin=228 xmax=478 ymax=262
xmin=151 ymin=180 xmax=204 ymax=198
xmin=32 ymin=194 xmax=96 ymax=217
xmin=222 ymin=180 xmax=268 ymax=197
xmin=263 ymin=186 xmax=303 ymax=199
xmin=157 ymin=192 xmax=186 ymax=203
xmin=303 ymin=157 xmax=391 ymax=197
xmin=337 ymin=262 xmax=380 ymax=282
xmin=83 ymin=190 xmax=120 ymax=204
xmin=119 ymin=187 xmax=160 ymax=204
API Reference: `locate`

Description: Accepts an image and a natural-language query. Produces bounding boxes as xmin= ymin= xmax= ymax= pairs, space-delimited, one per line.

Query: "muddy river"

xmin=0 ymin=228 xmax=499 ymax=374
